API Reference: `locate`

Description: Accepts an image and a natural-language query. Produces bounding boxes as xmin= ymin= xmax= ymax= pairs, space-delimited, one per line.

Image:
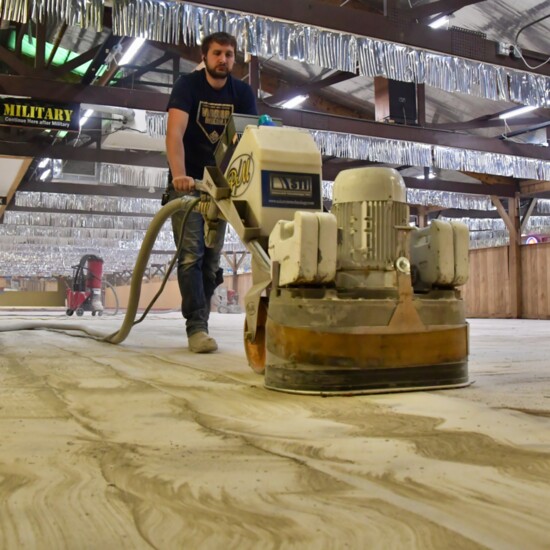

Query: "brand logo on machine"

xmin=227 ymin=154 xmax=254 ymax=197
xmin=261 ymin=170 xmax=321 ymax=209
xmin=270 ymin=173 xmax=313 ymax=197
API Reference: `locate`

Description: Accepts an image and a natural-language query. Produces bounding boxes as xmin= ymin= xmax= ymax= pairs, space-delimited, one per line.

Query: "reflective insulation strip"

xmin=112 ymin=0 xmax=549 ymax=108
xmin=0 ymin=0 xmax=548 ymax=105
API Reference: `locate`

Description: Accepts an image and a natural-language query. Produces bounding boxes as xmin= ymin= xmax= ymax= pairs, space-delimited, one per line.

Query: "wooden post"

xmin=248 ymin=55 xmax=260 ymax=100
xmin=492 ymin=195 xmax=521 ymax=318
xmin=509 ymin=195 xmax=522 ymax=318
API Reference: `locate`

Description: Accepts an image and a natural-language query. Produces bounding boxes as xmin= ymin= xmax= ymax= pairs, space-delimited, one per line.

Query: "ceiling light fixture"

xmin=119 ymin=38 xmax=146 ymax=66
xmin=39 ymin=169 xmax=51 ymax=181
xmin=38 ymin=158 xmax=49 ymax=168
xmin=79 ymin=108 xmax=94 ymax=126
xmin=416 ymin=172 xmax=436 ymax=180
xmin=281 ymin=94 xmax=308 ymax=109
xmin=429 ymin=16 xmax=449 ymax=29
xmin=498 ymin=105 xmax=537 ymax=120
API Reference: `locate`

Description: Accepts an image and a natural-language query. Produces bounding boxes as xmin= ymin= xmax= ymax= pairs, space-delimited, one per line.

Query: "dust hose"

xmin=103 ymin=196 xmax=200 ymax=344
xmin=0 ymin=197 xmax=200 ymax=344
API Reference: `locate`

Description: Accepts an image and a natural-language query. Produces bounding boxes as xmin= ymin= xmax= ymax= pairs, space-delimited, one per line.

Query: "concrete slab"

xmin=0 ymin=311 xmax=549 ymax=548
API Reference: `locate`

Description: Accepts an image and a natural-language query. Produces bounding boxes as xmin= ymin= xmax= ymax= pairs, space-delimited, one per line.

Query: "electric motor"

xmin=331 ymin=167 xmax=409 ymax=290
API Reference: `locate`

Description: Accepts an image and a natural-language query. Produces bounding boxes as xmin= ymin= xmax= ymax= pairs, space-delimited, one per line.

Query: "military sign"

xmin=197 ymin=101 xmax=234 ymax=144
xmin=0 ymin=98 xmax=80 ymax=131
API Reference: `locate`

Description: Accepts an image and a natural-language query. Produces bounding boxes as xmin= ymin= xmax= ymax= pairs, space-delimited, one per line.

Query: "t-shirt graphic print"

xmin=197 ymin=101 xmax=234 ymax=143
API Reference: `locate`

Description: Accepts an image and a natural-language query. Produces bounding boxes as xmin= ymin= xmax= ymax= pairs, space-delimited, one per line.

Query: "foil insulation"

xmin=311 ymin=130 xmax=433 ymax=167
xmin=144 ymin=112 xmax=550 ymax=182
xmin=0 ymin=0 xmax=548 ymax=106
xmin=4 ymin=0 xmax=104 ymax=29
xmin=109 ymin=0 xmax=549 ymax=108
xmin=2 ymin=211 xmax=159 ymax=230
xmin=15 ymin=191 xmax=161 ymax=214
xmin=406 ymin=189 xmax=495 ymax=211
xmin=99 ymin=163 xmax=168 ymax=189
xmin=322 ymin=180 xmax=495 ymax=210
xmin=0 ymin=245 xmax=172 ymax=276
xmin=434 ymin=146 xmax=550 ymax=180
xmin=146 ymin=111 xmax=167 ymax=140
xmin=469 ymin=233 xmax=510 ymax=249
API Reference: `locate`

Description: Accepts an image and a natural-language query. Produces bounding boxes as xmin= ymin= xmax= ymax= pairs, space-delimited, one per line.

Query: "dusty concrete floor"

xmin=0 ymin=310 xmax=549 ymax=549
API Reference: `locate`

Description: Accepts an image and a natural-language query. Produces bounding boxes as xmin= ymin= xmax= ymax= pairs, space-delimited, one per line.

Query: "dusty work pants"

xmin=170 ymin=191 xmax=226 ymax=337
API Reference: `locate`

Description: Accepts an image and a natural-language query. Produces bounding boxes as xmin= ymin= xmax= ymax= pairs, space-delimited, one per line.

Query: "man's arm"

xmin=166 ymin=108 xmax=195 ymax=193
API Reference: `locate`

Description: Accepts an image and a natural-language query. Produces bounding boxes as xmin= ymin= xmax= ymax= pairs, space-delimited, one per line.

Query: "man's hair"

xmin=201 ymin=32 xmax=237 ymax=56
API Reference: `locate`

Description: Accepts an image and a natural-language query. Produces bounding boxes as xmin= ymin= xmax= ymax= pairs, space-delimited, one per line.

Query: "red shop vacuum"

xmin=66 ymin=255 xmax=104 ymax=317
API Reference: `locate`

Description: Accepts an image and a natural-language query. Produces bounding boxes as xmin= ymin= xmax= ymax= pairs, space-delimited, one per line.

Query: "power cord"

xmin=514 ymin=13 xmax=550 ymax=70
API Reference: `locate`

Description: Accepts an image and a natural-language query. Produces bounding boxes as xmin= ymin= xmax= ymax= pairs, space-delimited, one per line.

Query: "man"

xmin=165 ymin=32 xmax=258 ymax=353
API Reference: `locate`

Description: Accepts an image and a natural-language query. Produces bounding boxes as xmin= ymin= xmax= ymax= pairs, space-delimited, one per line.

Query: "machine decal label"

xmin=261 ymin=171 xmax=321 ymax=209
xmin=227 ymin=154 xmax=254 ymax=197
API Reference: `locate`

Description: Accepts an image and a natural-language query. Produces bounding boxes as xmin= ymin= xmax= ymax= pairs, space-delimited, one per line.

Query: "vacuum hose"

xmin=0 ymin=197 xmax=200 ymax=344
xmin=103 ymin=196 xmax=199 ymax=344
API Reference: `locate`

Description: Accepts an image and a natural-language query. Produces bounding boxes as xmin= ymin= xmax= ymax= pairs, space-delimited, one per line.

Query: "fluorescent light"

xmin=39 ymin=169 xmax=51 ymax=181
xmin=429 ymin=16 xmax=449 ymax=29
xmin=79 ymin=108 xmax=94 ymax=126
xmin=119 ymin=38 xmax=146 ymax=66
xmin=499 ymin=105 xmax=537 ymax=120
xmin=416 ymin=172 xmax=436 ymax=179
xmin=281 ymin=94 xmax=308 ymax=109
xmin=38 ymin=158 xmax=49 ymax=168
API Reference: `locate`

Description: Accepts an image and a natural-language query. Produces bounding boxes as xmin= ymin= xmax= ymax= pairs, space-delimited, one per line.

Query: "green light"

xmin=8 ymin=30 xmax=93 ymax=76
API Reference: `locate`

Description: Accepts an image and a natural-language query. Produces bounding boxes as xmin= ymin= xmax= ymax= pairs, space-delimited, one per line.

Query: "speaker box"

xmin=374 ymin=77 xmax=417 ymax=125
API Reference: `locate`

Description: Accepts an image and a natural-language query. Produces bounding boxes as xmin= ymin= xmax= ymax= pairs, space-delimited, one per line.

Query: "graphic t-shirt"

xmin=167 ymin=69 xmax=258 ymax=179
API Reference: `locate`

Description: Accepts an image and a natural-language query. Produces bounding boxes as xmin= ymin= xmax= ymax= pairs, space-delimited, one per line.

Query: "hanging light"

xmin=119 ymin=38 xmax=146 ymax=65
xmin=79 ymin=109 xmax=94 ymax=126
xmin=499 ymin=105 xmax=537 ymax=120
xmin=429 ymin=16 xmax=449 ymax=29
xmin=281 ymin=95 xmax=308 ymax=109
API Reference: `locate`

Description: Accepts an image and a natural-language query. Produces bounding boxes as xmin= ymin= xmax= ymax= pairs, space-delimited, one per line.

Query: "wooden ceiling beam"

xmin=0 ymin=141 xmax=166 ymax=168
xmin=51 ymin=44 xmax=102 ymax=77
xmin=404 ymin=176 xmax=517 ymax=197
xmin=0 ymin=45 xmax=46 ymax=77
xmin=46 ymin=22 xmax=68 ymax=68
xmin=266 ymin=70 xmax=357 ymax=106
xmin=0 ymin=75 xmax=169 ymax=111
xmin=520 ymin=179 xmax=550 ymax=196
xmin=114 ymin=51 xmax=173 ymax=86
xmin=462 ymin=171 xmax=515 ymax=186
xmin=34 ymin=21 xmax=46 ymax=70
xmin=80 ymin=33 xmax=120 ymax=86
xmin=408 ymin=0 xmax=485 ymax=22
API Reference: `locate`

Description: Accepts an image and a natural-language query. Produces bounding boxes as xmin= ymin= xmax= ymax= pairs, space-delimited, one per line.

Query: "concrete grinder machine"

xmin=194 ymin=114 xmax=470 ymax=395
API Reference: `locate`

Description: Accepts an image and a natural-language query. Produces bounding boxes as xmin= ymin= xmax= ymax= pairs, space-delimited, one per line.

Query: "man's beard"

xmin=205 ymin=62 xmax=230 ymax=80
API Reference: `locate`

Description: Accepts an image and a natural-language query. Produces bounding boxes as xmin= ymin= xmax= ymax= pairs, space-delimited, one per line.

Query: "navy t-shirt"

xmin=167 ymin=69 xmax=258 ymax=179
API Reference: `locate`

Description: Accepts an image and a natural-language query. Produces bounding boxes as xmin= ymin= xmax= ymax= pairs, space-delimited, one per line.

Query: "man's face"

xmin=204 ymin=41 xmax=235 ymax=80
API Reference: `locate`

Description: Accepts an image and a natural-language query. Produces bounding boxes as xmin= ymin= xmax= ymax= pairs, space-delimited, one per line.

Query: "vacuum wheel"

xmin=243 ymin=298 xmax=268 ymax=374
xmin=92 ymin=311 xmax=96 ymax=316
xmin=66 ymin=309 xmax=73 ymax=316
xmin=76 ymin=308 xmax=84 ymax=317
